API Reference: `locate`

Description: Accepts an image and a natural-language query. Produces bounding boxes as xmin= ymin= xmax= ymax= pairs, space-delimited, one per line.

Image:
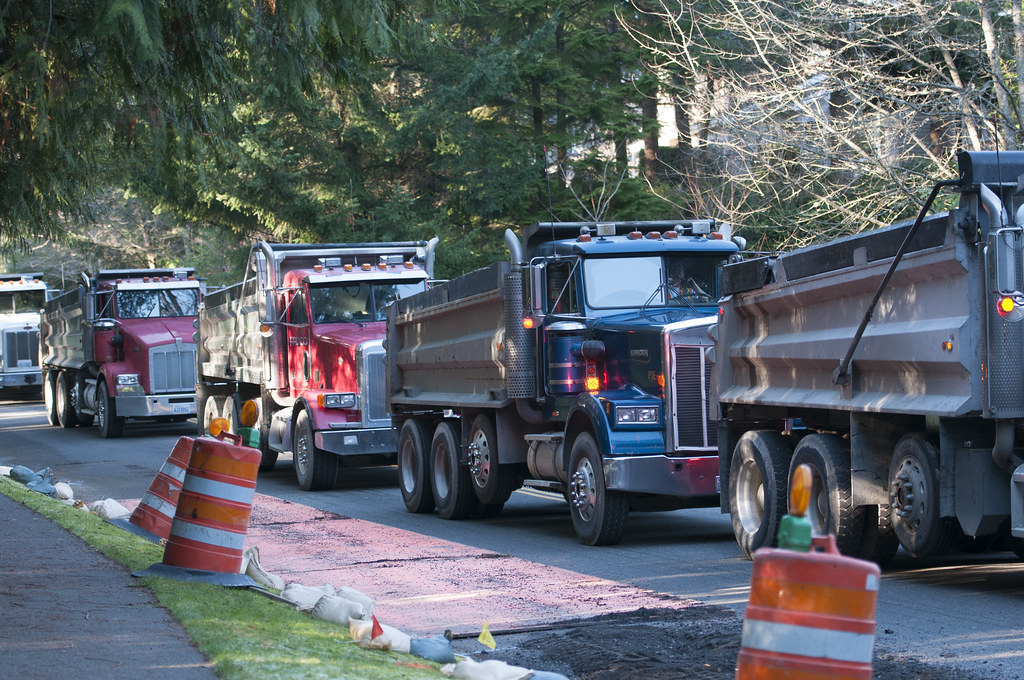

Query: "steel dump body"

xmin=714 ymin=150 xmax=1024 ymax=562
xmin=196 ymin=240 xmax=436 ymax=490
xmin=388 ymin=262 xmax=518 ymax=410
xmin=0 ymin=273 xmax=50 ymax=392
xmin=715 ymin=212 xmax=984 ymax=418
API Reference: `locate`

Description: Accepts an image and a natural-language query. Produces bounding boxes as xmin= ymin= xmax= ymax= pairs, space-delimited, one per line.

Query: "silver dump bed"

xmin=714 ymin=211 xmax=992 ymax=418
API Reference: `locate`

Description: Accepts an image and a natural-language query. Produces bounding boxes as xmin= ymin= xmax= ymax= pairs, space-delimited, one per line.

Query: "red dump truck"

xmin=195 ymin=239 xmax=438 ymax=490
xmin=40 ymin=268 xmax=202 ymax=437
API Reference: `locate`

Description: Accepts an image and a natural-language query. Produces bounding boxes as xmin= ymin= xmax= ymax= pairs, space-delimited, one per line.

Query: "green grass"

xmin=0 ymin=476 xmax=443 ymax=680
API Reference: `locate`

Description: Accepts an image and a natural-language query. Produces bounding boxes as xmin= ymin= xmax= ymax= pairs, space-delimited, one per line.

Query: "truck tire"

xmin=198 ymin=391 xmax=224 ymax=437
xmin=468 ymin=413 xmax=516 ymax=506
xmin=430 ymin=421 xmax=478 ymax=520
xmin=728 ymin=430 xmax=792 ymax=559
xmin=789 ymin=433 xmax=864 ymax=556
xmin=889 ymin=433 xmax=958 ymax=558
xmin=293 ymin=408 xmax=338 ymax=491
xmin=398 ymin=419 xmax=434 ymax=513
xmin=857 ymin=503 xmax=900 ymax=567
xmin=55 ymin=372 xmax=79 ymax=429
xmin=568 ymin=432 xmax=628 ymax=546
xmin=250 ymin=397 xmax=279 ymax=472
xmin=43 ymin=371 xmax=58 ymax=427
xmin=74 ymin=375 xmax=95 ymax=428
xmin=96 ymin=379 xmax=124 ymax=439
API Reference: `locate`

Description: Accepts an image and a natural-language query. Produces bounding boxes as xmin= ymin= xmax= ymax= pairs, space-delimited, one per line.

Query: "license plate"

xmin=173 ymin=404 xmax=191 ymax=414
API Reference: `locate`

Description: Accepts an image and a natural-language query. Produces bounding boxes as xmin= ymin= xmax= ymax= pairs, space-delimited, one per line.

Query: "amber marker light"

xmin=240 ymin=400 xmax=259 ymax=428
xmin=208 ymin=417 xmax=230 ymax=437
xmin=998 ymin=296 xmax=1015 ymax=316
xmin=790 ymin=463 xmax=812 ymax=517
xmin=522 ymin=315 xmax=535 ymax=330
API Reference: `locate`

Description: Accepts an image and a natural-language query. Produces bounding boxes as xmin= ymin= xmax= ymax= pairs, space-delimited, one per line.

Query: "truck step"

xmin=522 ymin=479 xmax=565 ymax=493
xmin=1012 ymin=464 xmax=1024 ymax=539
xmin=523 ymin=432 xmax=563 ymax=443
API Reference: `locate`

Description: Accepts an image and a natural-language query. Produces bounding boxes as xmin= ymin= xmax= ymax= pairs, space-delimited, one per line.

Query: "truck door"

xmin=286 ymin=289 xmax=312 ymax=395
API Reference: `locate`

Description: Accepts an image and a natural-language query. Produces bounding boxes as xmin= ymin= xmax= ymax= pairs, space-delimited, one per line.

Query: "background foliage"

xmin=2 ymin=0 xmax=1022 ymax=281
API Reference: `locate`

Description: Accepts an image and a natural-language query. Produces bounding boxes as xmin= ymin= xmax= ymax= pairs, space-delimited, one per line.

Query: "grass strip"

xmin=0 ymin=476 xmax=443 ymax=680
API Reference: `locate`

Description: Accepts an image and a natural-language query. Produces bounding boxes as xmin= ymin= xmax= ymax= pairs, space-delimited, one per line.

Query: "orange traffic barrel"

xmin=161 ymin=433 xmax=261 ymax=573
xmin=736 ymin=534 xmax=881 ymax=679
xmin=129 ymin=436 xmax=193 ymax=540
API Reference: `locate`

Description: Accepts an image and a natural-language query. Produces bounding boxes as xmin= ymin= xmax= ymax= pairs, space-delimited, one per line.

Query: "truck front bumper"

xmin=604 ymin=454 xmax=719 ymax=498
xmin=0 ymin=371 xmax=42 ymax=389
xmin=116 ymin=393 xmax=196 ymax=418
xmin=316 ymin=427 xmax=397 ymax=457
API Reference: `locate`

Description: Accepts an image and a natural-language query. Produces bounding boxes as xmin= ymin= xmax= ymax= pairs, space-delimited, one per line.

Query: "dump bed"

xmin=40 ymin=287 xmax=90 ymax=370
xmin=387 ymin=261 xmax=532 ymax=410
xmin=714 ymin=211 xmax=986 ymax=418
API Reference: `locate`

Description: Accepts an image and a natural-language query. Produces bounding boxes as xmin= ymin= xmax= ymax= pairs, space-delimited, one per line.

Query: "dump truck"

xmin=386 ymin=220 xmax=744 ymax=545
xmin=195 ymin=239 xmax=438 ymax=491
xmin=40 ymin=269 xmax=202 ymax=437
xmin=713 ymin=150 xmax=1024 ymax=564
xmin=0 ymin=273 xmax=51 ymax=396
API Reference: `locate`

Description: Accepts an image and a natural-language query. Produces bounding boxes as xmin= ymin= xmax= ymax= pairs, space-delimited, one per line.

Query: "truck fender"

xmin=562 ymin=393 xmax=613 ymax=474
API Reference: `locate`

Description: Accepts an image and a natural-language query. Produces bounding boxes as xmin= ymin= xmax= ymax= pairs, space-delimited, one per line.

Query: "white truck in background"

xmin=0 ymin=273 xmax=51 ymax=397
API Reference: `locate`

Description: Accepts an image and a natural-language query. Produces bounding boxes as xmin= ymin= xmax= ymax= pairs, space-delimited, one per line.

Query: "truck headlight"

xmin=615 ymin=406 xmax=659 ymax=424
xmin=319 ymin=393 xmax=357 ymax=409
xmin=116 ymin=374 xmax=140 ymax=387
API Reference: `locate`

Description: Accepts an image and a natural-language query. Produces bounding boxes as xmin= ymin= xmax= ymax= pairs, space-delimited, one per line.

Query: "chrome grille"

xmin=359 ymin=342 xmax=389 ymax=427
xmin=3 ymin=329 xmax=39 ymax=371
xmin=672 ymin=345 xmax=716 ymax=450
xmin=149 ymin=343 xmax=197 ymax=393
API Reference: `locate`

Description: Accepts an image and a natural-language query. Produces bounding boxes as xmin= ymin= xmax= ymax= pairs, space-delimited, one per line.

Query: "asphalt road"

xmin=2 ymin=395 xmax=1023 ymax=678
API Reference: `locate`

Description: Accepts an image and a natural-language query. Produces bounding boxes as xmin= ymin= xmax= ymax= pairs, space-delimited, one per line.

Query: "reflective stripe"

xmin=159 ymin=463 xmax=187 ymax=484
xmin=170 ymin=518 xmax=247 ymax=550
xmin=741 ymin=618 xmax=874 ymax=664
xmin=182 ymin=476 xmax=256 ymax=504
xmin=139 ymin=492 xmax=177 ymax=519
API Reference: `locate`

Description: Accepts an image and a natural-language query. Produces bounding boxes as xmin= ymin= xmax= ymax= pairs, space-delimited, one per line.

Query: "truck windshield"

xmin=116 ymin=288 xmax=200 ymax=319
xmin=310 ymin=280 xmax=426 ymax=324
xmin=583 ymin=254 xmax=726 ymax=309
xmin=0 ymin=289 xmax=46 ymax=314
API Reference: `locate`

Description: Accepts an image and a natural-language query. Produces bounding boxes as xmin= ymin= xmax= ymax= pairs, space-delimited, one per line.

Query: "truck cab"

xmin=0 ymin=273 xmax=51 ymax=396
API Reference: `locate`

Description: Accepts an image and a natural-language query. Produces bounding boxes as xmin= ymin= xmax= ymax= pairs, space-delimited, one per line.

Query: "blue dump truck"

xmin=386 ymin=220 xmax=744 ymax=545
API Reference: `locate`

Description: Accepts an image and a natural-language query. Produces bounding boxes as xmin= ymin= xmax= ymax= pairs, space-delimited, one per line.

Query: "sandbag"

xmin=90 ymin=498 xmax=131 ymax=520
xmin=336 ymin=585 xmax=375 ymax=618
xmin=240 ymin=546 xmax=284 ymax=591
xmin=310 ymin=595 xmax=367 ymax=625
xmin=54 ymin=482 xmax=74 ymax=502
xmin=9 ymin=465 xmax=50 ymax=485
xmin=446 ymin=658 xmax=532 ymax=680
xmin=349 ymin=617 xmax=411 ymax=654
xmin=409 ymin=633 xmax=457 ymax=664
xmin=281 ymin=583 xmax=335 ymax=610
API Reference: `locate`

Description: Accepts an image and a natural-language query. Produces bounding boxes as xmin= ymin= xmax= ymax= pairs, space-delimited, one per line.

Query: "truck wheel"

xmin=789 ymin=433 xmax=864 ymax=555
xmin=430 ymin=421 xmax=479 ymax=519
xmin=856 ymin=504 xmax=900 ymax=567
xmin=728 ymin=430 xmax=792 ymax=559
xmin=568 ymin=432 xmax=628 ymax=546
xmin=468 ymin=413 xmax=516 ymax=506
xmin=293 ymin=408 xmax=337 ymax=491
xmin=398 ymin=419 xmax=434 ymax=513
xmin=198 ymin=392 xmax=224 ymax=437
xmin=43 ymin=371 xmax=58 ymax=426
xmin=96 ymin=379 xmax=124 ymax=439
xmin=74 ymin=375 xmax=94 ymax=428
xmin=889 ymin=433 xmax=958 ymax=558
xmin=55 ymin=372 xmax=79 ymax=428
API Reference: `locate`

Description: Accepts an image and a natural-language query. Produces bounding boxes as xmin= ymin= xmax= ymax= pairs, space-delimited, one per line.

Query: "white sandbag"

xmin=280 ymin=582 xmax=335 ymax=610
xmin=449 ymin=658 xmax=532 ymax=680
xmin=348 ymin=618 xmax=411 ymax=654
xmin=90 ymin=498 xmax=131 ymax=520
xmin=54 ymin=482 xmax=74 ymax=502
xmin=240 ymin=546 xmax=284 ymax=591
xmin=310 ymin=595 xmax=367 ymax=625
xmin=335 ymin=585 xmax=375 ymax=618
